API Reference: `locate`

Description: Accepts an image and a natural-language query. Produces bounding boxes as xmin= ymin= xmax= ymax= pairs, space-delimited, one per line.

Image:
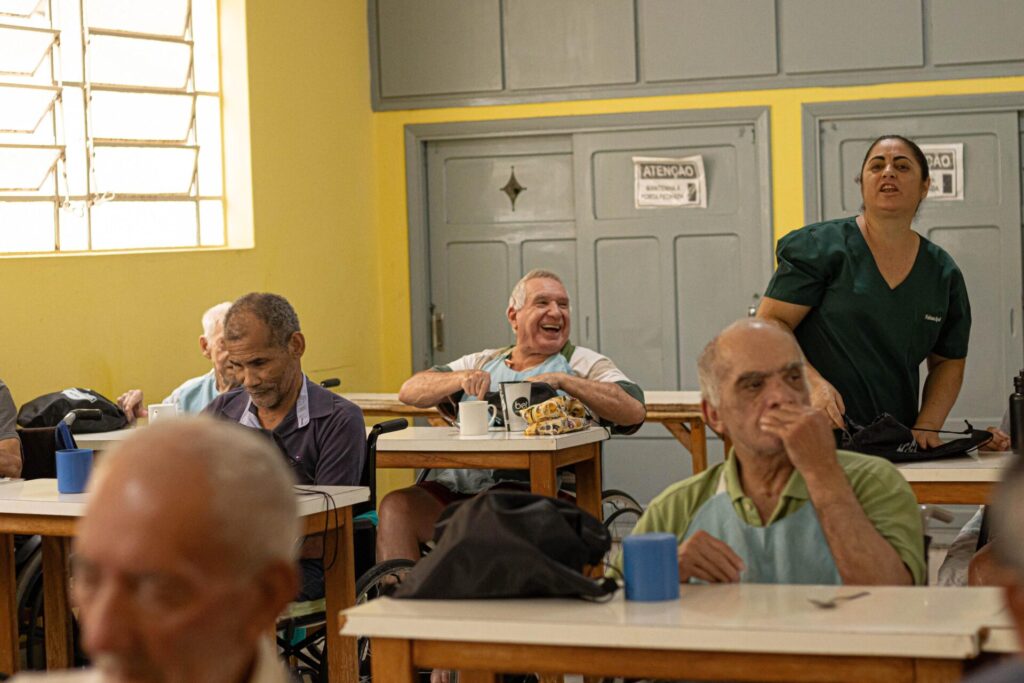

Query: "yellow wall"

xmin=0 ymin=1 xmax=380 ymax=408
xmin=374 ymin=76 xmax=1024 ymax=392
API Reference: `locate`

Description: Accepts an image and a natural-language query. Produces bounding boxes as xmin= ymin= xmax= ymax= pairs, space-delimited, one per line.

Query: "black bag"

xmin=17 ymin=388 xmax=128 ymax=434
xmin=437 ymin=382 xmax=559 ymax=428
xmin=839 ymin=413 xmax=992 ymax=463
xmin=393 ymin=490 xmax=618 ymax=600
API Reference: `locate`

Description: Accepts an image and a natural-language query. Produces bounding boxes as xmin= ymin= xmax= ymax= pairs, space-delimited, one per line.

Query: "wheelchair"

xmin=276 ymin=417 xmax=416 ymax=683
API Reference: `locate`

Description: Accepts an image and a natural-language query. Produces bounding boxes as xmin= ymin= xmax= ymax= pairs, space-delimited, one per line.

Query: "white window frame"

xmin=0 ymin=0 xmax=253 ymax=256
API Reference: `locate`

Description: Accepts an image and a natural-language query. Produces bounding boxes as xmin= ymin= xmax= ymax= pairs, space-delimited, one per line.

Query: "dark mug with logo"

xmin=499 ymin=381 xmax=532 ymax=431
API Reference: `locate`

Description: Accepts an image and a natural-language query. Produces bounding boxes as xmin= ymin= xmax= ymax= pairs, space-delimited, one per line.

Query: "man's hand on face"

xmin=459 ymin=370 xmax=491 ymax=400
xmin=526 ymin=372 xmax=571 ymax=392
xmin=757 ymin=404 xmax=837 ymax=475
xmin=677 ymin=530 xmax=745 ymax=583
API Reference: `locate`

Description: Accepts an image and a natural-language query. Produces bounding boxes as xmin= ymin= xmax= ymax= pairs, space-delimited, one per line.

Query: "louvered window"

xmin=0 ymin=0 xmax=225 ymax=253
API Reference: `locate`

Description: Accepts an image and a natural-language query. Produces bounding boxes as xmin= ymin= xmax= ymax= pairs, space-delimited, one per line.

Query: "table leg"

xmin=324 ymin=508 xmax=357 ymax=683
xmin=529 ymin=454 xmax=559 ymax=499
xmin=42 ymin=536 xmax=72 ymax=670
xmin=371 ymin=638 xmax=416 ymax=682
xmin=0 ymin=534 xmax=17 ymax=677
xmin=573 ymin=443 xmax=603 ymax=522
xmin=662 ymin=420 xmax=709 ymax=474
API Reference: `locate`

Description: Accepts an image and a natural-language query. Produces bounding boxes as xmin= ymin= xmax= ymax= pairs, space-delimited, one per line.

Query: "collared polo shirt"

xmin=204 ymin=376 xmax=366 ymax=486
xmin=628 ymin=450 xmax=926 ymax=585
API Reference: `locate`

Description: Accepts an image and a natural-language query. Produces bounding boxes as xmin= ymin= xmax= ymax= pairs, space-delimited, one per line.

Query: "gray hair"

xmin=697 ymin=318 xmax=804 ymax=407
xmin=508 ymin=269 xmax=566 ymax=311
xmin=93 ymin=417 xmax=300 ymax=569
xmin=225 ymin=292 xmax=301 ymax=348
xmin=200 ymin=301 xmax=233 ymax=338
xmin=992 ymin=458 xmax=1024 ymax=576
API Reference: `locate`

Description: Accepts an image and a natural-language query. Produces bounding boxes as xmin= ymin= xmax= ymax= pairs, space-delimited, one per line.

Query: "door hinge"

xmin=431 ymin=310 xmax=445 ymax=351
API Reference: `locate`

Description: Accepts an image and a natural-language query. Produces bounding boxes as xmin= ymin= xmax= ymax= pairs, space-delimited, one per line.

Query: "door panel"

xmin=575 ymin=124 xmax=772 ymax=390
xmin=817 ymin=112 xmax=1022 ymax=426
xmin=428 ymin=136 xmax=576 ymax=365
xmin=595 ymin=236 xmax=664 ymax=389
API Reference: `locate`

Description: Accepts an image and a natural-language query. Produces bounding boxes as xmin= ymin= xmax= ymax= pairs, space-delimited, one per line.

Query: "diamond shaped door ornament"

xmin=500 ymin=166 xmax=526 ymax=211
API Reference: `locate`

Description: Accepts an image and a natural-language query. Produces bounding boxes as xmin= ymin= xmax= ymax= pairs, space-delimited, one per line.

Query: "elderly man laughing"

xmin=381 ymin=269 xmax=646 ymax=562
xmin=628 ymin=318 xmax=924 ymax=585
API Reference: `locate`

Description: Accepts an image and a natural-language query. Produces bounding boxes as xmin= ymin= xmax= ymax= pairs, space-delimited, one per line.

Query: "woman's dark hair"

xmin=856 ymin=134 xmax=930 ymax=185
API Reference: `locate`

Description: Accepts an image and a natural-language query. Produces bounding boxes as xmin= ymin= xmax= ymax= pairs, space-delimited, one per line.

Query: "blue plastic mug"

xmin=56 ymin=448 xmax=94 ymax=494
xmin=622 ymin=532 xmax=680 ymax=601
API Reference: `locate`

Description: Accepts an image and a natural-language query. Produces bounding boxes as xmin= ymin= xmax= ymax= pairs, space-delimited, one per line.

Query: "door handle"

xmin=432 ymin=311 xmax=445 ymax=351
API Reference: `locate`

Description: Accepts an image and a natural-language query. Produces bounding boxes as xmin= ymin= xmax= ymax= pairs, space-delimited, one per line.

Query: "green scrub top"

xmin=764 ymin=217 xmax=971 ymax=428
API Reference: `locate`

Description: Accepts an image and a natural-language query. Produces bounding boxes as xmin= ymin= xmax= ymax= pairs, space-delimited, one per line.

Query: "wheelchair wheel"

xmin=355 ymin=559 xmax=416 ymax=682
xmin=601 ymin=489 xmax=643 ymax=521
xmin=604 ymin=505 xmax=642 ymax=563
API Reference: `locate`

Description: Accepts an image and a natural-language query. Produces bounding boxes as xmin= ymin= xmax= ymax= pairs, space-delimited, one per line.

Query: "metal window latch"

xmin=431 ymin=310 xmax=445 ymax=351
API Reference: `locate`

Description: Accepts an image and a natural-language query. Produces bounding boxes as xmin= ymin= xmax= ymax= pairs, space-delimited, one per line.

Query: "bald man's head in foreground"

xmin=70 ymin=418 xmax=299 ymax=683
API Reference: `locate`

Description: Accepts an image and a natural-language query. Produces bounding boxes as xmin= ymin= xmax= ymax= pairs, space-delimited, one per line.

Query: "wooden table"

xmin=341 ymin=584 xmax=1013 ymax=682
xmin=375 ymin=426 xmax=608 ymax=521
xmin=0 ymin=480 xmax=368 ymax=683
xmin=897 ymin=451 xmax=1013 ymax=504
xmin=347 ymin=390 xmax=717 ymax=474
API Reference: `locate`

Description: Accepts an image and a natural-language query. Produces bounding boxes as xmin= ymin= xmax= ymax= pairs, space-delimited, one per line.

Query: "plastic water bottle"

xmin=1010 ymin=371 xmax=1024 ymax=454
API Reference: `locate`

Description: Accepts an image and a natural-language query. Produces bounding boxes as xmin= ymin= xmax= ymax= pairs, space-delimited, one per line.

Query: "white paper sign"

xmin=920 ymin=143 xmax=964 ymax=201
xmin=634 ymin=155 xmax=707 ymax=208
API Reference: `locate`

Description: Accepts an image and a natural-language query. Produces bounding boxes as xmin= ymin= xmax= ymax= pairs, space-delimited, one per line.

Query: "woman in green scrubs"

xmin=758 ymin=135 xmax=970 ymax=449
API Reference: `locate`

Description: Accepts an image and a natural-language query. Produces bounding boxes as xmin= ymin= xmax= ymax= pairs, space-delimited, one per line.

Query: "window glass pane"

xmin=90 ymin=200 xmax=196 ymax=249
xmin=55 ymin=0 xmax=83 ymax=83
xmin=192 ymin=0 xmax=218 ymax=91
xmin=0 ymin=85 xmax=57 ymax=133
xmin=196 ymin=95 xmax=221 ymax=195
xmin=0 ymin=0 xmax=47 ymax=22
xmin=0 ymin=146 xmax=60 ymax=191
xmin=86 ymin=0 xmax=188 ymax=37
xmin=57 ymin=201 xmax=88 ymax=250
xmin=0 ymin=201 xmax=54 ymax=252
xmin=199 ymin=199 xmax=223 ymax=246
xmin=91 ymin=91 xmax=193 ymax=141
xmin=59 ymin=86 xmax=87 ymax=195
xmin=0 ymin=26 xmax=57 ymax=77
xmin=89 ymin=35 xmax=191 ymax=88
xmin=92 ymin=146 xmax=196 ymax=195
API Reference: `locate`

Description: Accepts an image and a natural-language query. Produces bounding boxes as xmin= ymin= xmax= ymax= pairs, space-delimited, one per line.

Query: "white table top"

xmin=375 ymin=425 xmax=609 ymax=452
xmin=342 ymin=584 xmax=1011 ymax=659
xmin=896 ymin=451 xmax=1014 ymax=482
xmin=74 ymin=428 xmax=137 ymax=451
xmin=0 ymin=479 xmax=368 ymax=518
xmin=346 ymin=391 xmax=702 ymax=409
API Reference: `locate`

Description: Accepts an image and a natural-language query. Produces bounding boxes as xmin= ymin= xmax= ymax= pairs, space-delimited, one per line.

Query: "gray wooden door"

xmin=426 ymin=135 xmax=577 ymax=365
xmin=573 ymin=123 xmax=772 ymax=391
xmin=572 ymin=123 xmax=773 ymax=503
xmin=816 ymin=112 xmax=1022 ymax=427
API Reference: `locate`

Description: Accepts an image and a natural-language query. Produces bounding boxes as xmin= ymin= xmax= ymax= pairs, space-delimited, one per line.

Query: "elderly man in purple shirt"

xmin=204 ymin=292 xmax=365 ymax=600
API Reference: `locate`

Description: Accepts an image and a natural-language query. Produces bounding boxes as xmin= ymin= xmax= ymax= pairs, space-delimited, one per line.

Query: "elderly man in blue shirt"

xmin=116 ymin=301 xmax=238 ymax=419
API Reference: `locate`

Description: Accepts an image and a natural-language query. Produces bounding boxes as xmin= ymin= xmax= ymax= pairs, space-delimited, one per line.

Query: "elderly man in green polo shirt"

xmin=629 ymin=318 xmax=925 ymax=585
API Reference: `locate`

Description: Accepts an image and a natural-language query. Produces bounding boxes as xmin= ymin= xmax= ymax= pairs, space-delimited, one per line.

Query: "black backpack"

xmin=839 ymin=413 xmax=993 ymax=463
xmin=17 ymin=388 xmax=128 ymax=434
xmin=393 ymin=490 xmax=617 ymax=600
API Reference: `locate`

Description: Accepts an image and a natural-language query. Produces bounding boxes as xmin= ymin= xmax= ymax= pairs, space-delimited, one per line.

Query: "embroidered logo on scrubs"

xmin=924 ymin=314 xmax=942 ymax=323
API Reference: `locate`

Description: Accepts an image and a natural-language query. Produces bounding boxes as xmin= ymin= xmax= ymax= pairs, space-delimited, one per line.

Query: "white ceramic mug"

xmin=458 ymin=400 xmax=498 ymax=436
xmin=147 ymin=403 xmax=178 ymax=423
xmin=499 ymin=381 xmax=532 ymax=432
